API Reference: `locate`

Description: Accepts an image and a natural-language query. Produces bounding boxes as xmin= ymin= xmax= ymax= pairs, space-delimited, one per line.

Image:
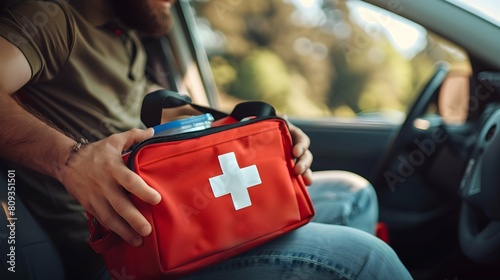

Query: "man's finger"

xmin=105 ymin=188 xmax=153 ymax=237
xmin=302 ymin=169 xmax=313 ymax=186
xmin=92 ymin=198 xmax=143 ymax=247
xmin=115 ymin=165 xmax=161 ymax=205
xmin=290 ymin=129 xmax=311 ymax=158
xmin=119 ymin=128 xmax=154 ymax=150
xmin=295 ymin=150 xmax=313 ymax=175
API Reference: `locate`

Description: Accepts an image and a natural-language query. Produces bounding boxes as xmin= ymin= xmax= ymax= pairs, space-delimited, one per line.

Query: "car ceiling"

xmin=364 ymin=0 xmax=500 ymax=68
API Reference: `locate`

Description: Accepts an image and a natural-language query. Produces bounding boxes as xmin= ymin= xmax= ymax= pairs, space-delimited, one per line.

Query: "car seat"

xmin=0 ymin=160 xmax=65 ymax=280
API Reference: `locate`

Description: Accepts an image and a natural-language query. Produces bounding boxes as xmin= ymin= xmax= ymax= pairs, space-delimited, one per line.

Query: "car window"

xmin=187 ymin=0 xmax=471 ymax=124
xmin=447 ymin=0 xmax=500 ymax=27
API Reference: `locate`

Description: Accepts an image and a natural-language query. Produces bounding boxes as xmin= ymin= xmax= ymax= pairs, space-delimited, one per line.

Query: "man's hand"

xmin=60 ymin=128 xmax=161 ymax=247
xmin=288 ymin=122 xmax=314 ymax=186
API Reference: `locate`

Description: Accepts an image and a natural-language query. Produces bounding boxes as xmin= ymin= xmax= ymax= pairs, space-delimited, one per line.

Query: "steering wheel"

xmin=459 ymin=107 xmax=500 ymax=263
xmin=373 ymin=62 xmax=449 ymax=189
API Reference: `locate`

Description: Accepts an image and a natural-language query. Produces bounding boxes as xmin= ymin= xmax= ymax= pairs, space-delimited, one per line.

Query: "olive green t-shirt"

xmin=0 ymin=0 xmax=148 ymax=140
xmin=0 ymin=2 xmax=151 ymax=276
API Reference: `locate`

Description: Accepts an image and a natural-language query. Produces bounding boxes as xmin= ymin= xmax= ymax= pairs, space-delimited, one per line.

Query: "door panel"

xmin=292 ymin=119 xmax=396 ymax=179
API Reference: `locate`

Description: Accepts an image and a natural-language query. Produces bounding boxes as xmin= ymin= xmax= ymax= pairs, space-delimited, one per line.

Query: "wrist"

xmin=65 ymin=138 xmax=89 ymax=165
xmin=47 ymin=135 xmax=86 ymax=183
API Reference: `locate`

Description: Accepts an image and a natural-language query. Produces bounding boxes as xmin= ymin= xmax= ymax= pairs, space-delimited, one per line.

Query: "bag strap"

xmin=230 ymin=101 xmax=276 ymax=121
xmin=141 ymin=90 xmax=276 ymax=127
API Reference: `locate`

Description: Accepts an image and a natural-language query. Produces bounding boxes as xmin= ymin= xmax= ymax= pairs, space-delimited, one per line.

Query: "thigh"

xmin=308 ymin=170 xmax=378 ymax=234
xmin=182 ymin=223 xmax=411 ymax=280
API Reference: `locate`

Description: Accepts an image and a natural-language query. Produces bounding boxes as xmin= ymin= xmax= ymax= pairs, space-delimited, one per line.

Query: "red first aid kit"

xmin=88 ymin=91 xmax=315 ymax=279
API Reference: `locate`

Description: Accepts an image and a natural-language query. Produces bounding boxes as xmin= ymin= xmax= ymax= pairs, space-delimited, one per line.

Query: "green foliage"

xmin=193 ymin=0 xmax=470 ymax=119
xmin=229 ymin=50 xmax=290 ymax=109
xmin=210 ymin=56 xmax=237 ymax=93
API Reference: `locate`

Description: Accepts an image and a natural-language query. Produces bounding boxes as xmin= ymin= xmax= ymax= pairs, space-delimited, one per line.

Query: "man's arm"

xmin=0 ymin=36 xmax=160 ymax=246
xmin=0 ymin=36 xmax=71 ymax=175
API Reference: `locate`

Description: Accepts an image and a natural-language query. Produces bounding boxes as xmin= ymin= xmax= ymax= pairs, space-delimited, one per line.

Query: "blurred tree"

xmin=190 ymin=0 xmax=470 ymax=119
xmin=229 ymin=50 xmax=291 ymax=109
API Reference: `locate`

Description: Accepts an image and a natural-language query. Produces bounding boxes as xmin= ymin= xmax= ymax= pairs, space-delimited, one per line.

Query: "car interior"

xmin=2 ymin=0 xmax=500 ymax=279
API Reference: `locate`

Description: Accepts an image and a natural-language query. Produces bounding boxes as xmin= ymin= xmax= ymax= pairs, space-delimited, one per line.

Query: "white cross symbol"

xmin=209 ymin=152 xmax=262 ymax=210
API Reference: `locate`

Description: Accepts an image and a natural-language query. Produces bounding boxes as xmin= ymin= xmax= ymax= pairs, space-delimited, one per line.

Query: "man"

xmin=0 ymin=0 xmax=412 ymax=279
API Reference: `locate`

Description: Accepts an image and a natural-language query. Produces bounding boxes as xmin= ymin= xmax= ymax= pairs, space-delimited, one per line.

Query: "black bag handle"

xmin=141 ymin=90 xmax=276 ymax=127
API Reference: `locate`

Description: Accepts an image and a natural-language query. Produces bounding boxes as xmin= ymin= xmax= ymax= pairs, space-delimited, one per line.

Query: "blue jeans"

xmin=307 ymin=171 xmax=378 ymax=234
xmin=182 ymin=171 xmax=412 ymax=279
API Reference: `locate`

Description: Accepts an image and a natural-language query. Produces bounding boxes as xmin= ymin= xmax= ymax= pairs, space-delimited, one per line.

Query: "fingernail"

xmin=153 ymin=192 xmax=162 ymax=204
xmin=296 ymin=164 xmax=304 ymax=174
xmin=140 ymin=224 xmax=152 ymax=236
xmin=133 ymin=236 xmax=143 ymax=247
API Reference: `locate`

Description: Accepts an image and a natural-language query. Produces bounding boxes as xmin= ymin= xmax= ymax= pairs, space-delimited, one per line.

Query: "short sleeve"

xmin=0 ymin=1 xmax=72 ymax=82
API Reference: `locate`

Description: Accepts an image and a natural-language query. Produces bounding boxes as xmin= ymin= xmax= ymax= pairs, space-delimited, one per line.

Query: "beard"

xmin=109 ymin=0 xmax=175 ymax=36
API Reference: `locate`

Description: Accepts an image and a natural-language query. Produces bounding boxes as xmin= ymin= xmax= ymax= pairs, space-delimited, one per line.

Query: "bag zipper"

xmin=127 ymin=116 xmax=286 ymax=170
